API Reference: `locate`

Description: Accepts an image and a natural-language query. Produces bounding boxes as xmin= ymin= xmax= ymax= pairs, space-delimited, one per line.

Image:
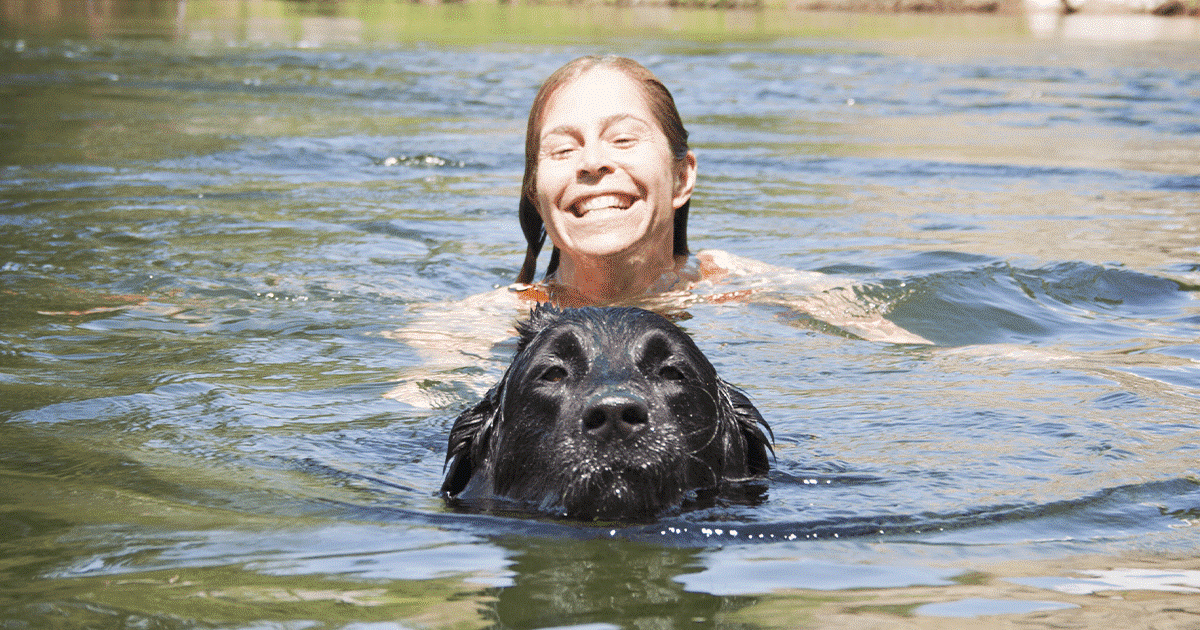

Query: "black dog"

xmin=441 ymin=305 xmax=772 ymax=521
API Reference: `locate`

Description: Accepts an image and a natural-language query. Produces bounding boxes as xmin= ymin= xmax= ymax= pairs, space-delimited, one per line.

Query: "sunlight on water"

xmin=2 ymin=2 xmax=1199 ymax=628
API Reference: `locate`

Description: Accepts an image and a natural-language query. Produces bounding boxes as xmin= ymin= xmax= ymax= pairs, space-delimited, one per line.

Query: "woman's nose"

xmin=576 ymin=142 xmax=614 ymax=182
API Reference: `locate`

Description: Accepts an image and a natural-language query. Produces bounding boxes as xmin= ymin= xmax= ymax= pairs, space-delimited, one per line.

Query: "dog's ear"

xmin=441 ymin=387 xmax=500 ymax=497
xmin=444 ymin=305 xmax=561 ymax=497
xmin=514 ymin=303 xmax=562 ymax=354
xmin=723 ymin=383 xmax=774 ymax=476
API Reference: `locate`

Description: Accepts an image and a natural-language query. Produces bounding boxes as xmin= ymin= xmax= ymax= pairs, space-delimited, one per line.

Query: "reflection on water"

xmin=490 ymin=539 xmax=735 ymax=629
xmin=3 ymin=2 xmax=1200 ymax=628
xmin=914 ymin=598 xmax=1079 ymax=617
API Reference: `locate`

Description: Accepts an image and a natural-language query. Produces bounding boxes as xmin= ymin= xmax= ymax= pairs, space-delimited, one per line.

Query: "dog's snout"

xmin=582 ymin=393 xmax=649 ymax=442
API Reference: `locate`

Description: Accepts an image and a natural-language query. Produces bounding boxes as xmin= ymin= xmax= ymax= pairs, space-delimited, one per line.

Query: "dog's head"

xmin=441 ymin=305 xmax=772 ymax=521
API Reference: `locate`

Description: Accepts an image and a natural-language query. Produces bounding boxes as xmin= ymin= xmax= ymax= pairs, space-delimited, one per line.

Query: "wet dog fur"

xmin=441 ymin=305 xmax=772 ymax=521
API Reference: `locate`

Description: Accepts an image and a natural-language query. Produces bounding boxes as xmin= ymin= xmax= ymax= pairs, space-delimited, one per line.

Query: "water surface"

xmin=2 ymin=3 xmax=1200 ymax=628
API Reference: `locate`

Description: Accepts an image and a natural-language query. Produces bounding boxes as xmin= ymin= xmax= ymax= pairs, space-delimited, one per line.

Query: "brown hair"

xmin=516 ymin=55 xmax=692 ymax=284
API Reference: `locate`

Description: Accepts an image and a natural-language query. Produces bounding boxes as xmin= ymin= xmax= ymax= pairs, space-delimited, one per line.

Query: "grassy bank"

xmin=0 ymin=0 xmax=1038 ymax=44
xmin=1 ymin=0 xmax=1195 ymax=45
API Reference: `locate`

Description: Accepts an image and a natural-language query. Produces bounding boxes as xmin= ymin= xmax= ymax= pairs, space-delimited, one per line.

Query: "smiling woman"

xmin=518 ymin=55 xmax=697 ymax=305
xmin=386 ymin=55 xmax=927 ymax=406
xmin=507 ymin=55 xmax=928 ymax=347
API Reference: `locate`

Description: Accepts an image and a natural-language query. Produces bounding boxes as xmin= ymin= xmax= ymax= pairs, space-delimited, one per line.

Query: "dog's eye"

xmin=539 ymin=366 xmax=568 ymax=383
xmin=658 ymin=364 xmax=686 ymax=381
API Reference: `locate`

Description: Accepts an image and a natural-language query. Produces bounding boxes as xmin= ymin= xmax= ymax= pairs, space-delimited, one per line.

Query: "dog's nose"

xmin=582 ymin=393 xmax=649 ymax=442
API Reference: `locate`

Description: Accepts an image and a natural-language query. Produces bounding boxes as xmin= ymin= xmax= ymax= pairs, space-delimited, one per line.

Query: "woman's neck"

xmin=552 ymin=249 xmax=685 ymax=305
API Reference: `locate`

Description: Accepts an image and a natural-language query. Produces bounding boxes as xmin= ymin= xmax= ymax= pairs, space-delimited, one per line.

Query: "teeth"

xmin=574 ymin=195 xmax=632 ymax=214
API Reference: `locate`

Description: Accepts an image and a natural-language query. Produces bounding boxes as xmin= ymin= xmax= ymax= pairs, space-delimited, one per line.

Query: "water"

xmin=3 ymin=2 xmax=1200 ymax=627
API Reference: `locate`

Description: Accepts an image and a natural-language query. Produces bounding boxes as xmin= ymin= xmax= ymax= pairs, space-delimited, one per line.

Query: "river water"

xmin=2 ymin=2 xmax=1199 ymax=628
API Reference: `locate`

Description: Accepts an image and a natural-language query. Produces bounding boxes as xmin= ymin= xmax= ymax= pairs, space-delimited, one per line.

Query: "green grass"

xmin=2 ymin=0 xmax=1032 ymax=46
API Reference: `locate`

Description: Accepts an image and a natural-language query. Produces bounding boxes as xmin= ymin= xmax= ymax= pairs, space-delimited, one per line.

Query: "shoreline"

xmin=2 ymin=0 xmax=1197 ymax=46
xmin=711 ymin=0 xmax=1198 ymax=14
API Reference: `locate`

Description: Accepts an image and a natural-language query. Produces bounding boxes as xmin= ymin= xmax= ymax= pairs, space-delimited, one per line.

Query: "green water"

xmin=3 ymin=1 xmax=1200 ymax=628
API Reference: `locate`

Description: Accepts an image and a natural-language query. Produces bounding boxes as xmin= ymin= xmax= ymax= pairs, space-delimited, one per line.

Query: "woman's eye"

xmin=540 ymin=366 xmax=568 ymax=383
xmin=658 ymin=365 xmax=686 ymax=381
xmin=611 ymin=135 xmax=637 ymax=148
xmin=542 ymin=140 xmax=577 ymax=159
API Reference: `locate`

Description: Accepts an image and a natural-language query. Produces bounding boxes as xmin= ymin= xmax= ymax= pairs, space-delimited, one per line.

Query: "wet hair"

xmin=516 ymin=55 xmax=691 ymax=285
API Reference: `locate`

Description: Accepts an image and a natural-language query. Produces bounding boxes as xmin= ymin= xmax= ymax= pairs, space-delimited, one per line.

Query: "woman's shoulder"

xmin=695 ymin=249 xmax=834 ymax=289
xmin=696 ymin=248 xmax=784 ymax=279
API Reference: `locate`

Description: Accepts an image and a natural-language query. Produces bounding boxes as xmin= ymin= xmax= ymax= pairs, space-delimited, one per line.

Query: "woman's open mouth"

xmin=569 ymin=194 xmax=635 ymax=218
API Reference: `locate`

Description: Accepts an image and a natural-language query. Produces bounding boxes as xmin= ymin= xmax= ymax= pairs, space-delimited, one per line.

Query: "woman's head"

xmin=517 ymin=56 xmax=693 ymax=284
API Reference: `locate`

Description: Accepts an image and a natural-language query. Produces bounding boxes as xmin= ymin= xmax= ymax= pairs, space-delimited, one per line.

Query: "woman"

xmin=387 ymin=56 xmax=924 ymax=405
xmin=512 ymin=55 xmax=700 ymax=306
xmin=510 ymin=56 xmax=925 ymax=335
xmin=511 ymin=55 xmax=779 ymax=308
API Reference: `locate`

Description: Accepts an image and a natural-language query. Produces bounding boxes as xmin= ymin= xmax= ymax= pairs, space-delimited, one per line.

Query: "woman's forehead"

xmin=539 ymin=67 xmax=653 ymax=131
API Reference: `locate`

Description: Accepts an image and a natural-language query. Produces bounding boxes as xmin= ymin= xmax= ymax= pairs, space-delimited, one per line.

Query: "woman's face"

xmin=534 ymin=67 xmax=695 ymax=263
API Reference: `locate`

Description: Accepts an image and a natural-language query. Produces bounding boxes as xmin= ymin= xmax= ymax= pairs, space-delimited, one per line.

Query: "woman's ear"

xmin=672 ymin=150 xmax=697 ymax=209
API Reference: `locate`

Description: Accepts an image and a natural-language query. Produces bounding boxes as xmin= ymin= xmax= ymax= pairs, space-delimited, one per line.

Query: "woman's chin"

xmin=567 ymin=244 xmax=639 ymax=263
xmin=558 ymin=221 xmax=666 ymax=260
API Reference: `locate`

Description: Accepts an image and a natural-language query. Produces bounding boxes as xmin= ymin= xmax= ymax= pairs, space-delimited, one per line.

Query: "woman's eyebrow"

xmin=541 ymin=124 xmax=581 ymax=141
xmin=599 ymin=113 xmax=649 ymax=130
